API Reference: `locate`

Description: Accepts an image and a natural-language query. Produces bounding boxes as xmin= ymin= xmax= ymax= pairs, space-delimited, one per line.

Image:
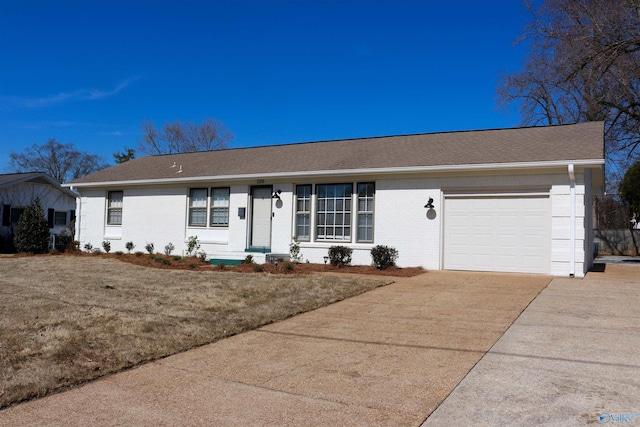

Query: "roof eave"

xmin=64 ymin=159 xmax=605 ymax=189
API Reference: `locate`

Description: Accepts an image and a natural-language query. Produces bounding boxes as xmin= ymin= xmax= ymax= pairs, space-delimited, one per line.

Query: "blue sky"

xmin=0 ymin=1 xmax=531 ymax=173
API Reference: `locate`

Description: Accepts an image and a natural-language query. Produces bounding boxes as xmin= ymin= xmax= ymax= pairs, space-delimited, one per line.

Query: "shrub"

xmin=164 ymin=242 xmax=175 ymax=256
xmin=252 ymin=264 xmax=264 ymax=272
xmin=135 ymin=251 xmax=144 ymax=256
xmin=283 ymin=262 xmax=294 ymax=271
xmin=13 ymin=198 xmax=50 ymax=254
xmin=58 ymin=226 xmax=74 ymax=251
xmin=102 ymin=240 xmax=111 ymax=253
xmin=49 ymin=248 xmax=60 ymax=255
xmin=154 ymin=257 xmax=170 ymax=265
xmin=188 ymin=262 xmax=197 ymax=269
xmin=125 ymin=241 xmax=135 ymax=253
xmin=328 ymin=246 xmax=352 ymax=266
xmin=370 ymin=245 xmax=399 ymax=269
xmin=115 ymin=251 xmax=124 ymax=256
xmin=66 ymin=240 xmax=81 ymax=253
xmin=84 ymin=242 xmax=93 ymax=253
xmin=243 ymin=254 xmax=255 ymax=264
xmin=145 ymin=243 xmax=154 ymax=255
xmin=289 ymin=238 xmax=303 ymax=263
xmin=186 ymin=235 xmax=200 ymax=256
xmin=217 ymin=262 xmax=226 ymax=269
xmin=173 ymin=255 xmax=182 ymax=261
xmin=197 ymin=250 xmax=207 ymax=263
xmin=92 ymin=248 xmax=102 ymax=255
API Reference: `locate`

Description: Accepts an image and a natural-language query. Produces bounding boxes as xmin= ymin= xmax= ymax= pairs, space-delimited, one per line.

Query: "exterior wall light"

xmin=424 ymin=197 xmax=434 ymax=209
xmin=272 ymin=190 xmax=281 ymax=200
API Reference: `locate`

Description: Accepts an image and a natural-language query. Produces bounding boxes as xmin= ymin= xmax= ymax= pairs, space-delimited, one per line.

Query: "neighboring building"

xmin=66 ymin=122 xmax=604 ymax=277
xmin=1 ymin=172 xmax=78 ymax=252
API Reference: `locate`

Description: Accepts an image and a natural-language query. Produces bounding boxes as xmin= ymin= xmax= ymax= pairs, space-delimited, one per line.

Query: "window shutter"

xmin=48 ymin=208 xmax=55 ymax=228
xmin=70 ymin=210 xmax=76 ymax=223
xmin=2 ymin=205 xmax=10 ymax=227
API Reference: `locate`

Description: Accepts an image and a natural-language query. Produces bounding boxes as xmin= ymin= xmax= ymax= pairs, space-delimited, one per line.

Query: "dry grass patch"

xmin=0 ymin=256 xmax=391 ymax=408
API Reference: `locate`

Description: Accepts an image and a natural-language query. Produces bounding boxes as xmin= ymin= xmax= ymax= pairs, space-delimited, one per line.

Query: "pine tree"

xmin=14 ymin=198 xmax=51 ymax=254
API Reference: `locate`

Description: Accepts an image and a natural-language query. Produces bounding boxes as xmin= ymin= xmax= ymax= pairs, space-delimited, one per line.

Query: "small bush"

xmin=186 ymin=235 xmax=200 ymax=256
xmin=188 ymin=262 xmax=197 ymax=269
xmin=125 ymin=241 xmax=135 ymax=253
xmin=243 ymin=254 xmax=255 ymax=264
xmin=154 ymin=257 xmax=170 ymax=265
xmin=197 ymin=250 xmax=207 ymax=263
xmin=283 ymin=262 xmax=294 ymax=271
xmin=135 ymin=251 xmax=144 ymax=256
xmin=217 ymin=262 xmax=226 ymax=269
xmin=58 ymin=227 xmax=74 ymax=251
xmin=289 ymin=238 xmax=302 ymax=263
xmin=115 ymin=251 xmax=124 ymax=256
xmin=66 ymin=240 xmax=81 ymax=253
xmin=102 ymin=240 xmax=111 ymax=253
xmin=328 ymin=246 xmax=352 ymax=266
xmin=145 ymin=243 xmax=154 ymax=255
xmin=371 ymin=245 xmax=399 ymax=269
xmin=164 ymin=242 xmax=175 ymax=256
xmin=84 ymin=242 xmax=93 ymax=253
xmin=252 ymin=264 xmax=264 ymax=272
xmin=49 ymin=248 xmax=60 ymax=255
xmin=92 ymin=248 xmax=102 ymax=255
xmin=173 ymin=255 xmax=182 ymax=261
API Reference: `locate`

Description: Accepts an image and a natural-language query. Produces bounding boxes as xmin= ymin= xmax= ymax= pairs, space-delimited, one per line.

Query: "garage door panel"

xmin=444 ymin=196 xmax=550 ymax=274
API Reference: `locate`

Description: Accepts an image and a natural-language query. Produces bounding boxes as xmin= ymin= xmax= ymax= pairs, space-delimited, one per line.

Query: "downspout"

xmin=568 ymin=164 xmax=576 ymax=277
xmin=72 ymin=187 xmax=81 ymax=244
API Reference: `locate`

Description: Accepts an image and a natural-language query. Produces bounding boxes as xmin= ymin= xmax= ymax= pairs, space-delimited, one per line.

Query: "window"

xmin=295 ymin=185 xmax=311 ymax=241
xmin=54 ymin=211 xmax=67 ymax=226
xmin=210 ymin=187 xmax=230 ymax=226
xmin=10 ymin=207 xmax=25 ymax=226
xmin=357 ymin=183 xmax=374 ymax=242
xmin=316 ymin=183 xmax=352 ymax=241
xmin=107 ymin=191 xmax=123 ymax=225
xmin=189 ymin=188 xmax=208 ymax=226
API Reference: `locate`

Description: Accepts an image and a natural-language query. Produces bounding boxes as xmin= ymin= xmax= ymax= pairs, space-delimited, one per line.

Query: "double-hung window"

xmin=107 ymin=191 xmax=123 ymax=225
xmin=295 ymin=185 xmax=311 ymax=241
xmin=189 ymin=187 xmax=230 ymax=227
xmin=357 ymin=183 xmax=374 ymax=242
xmin=316 ymin=183 xmax=352 ymax=241
xmin=210 ymin=188 xmax=230 ymax=226
xmin=188 ymin=188 xmax=208 ymax=226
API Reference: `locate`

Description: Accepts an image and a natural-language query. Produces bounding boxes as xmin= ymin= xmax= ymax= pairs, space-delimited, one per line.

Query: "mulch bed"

xmin=9 ymin=251 xmax=426 ymax=277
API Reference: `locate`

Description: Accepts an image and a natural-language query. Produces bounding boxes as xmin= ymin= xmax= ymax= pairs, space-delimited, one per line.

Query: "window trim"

xmin=295 ymin=184 xmax=312 ymax=242
xmin=107 ymin=191 xmax=123 ymax=226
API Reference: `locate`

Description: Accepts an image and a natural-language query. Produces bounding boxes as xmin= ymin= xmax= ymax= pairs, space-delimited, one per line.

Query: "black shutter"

xmin=48 ymin=208 xmax=55 ymax=228
xmin=2 ymin=205 xmax=10 ymax=227
xmin=70 ymin=210 xmax=76 ymax=223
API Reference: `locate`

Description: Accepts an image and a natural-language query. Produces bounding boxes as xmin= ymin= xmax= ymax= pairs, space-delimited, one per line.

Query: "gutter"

xmin=568 ymin=164 xmax=576 ymax=277
xmin=64 ymin=159 xmax=605 ymax=189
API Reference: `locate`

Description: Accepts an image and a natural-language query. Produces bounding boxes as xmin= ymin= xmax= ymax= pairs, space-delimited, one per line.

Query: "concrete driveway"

xmin=424 ymin=264 xmax=640 ymax=426
xmin=0 ymin=270 xmax=550 ymax=426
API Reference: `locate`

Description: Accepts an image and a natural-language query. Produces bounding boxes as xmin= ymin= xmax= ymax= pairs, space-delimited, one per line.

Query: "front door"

xmin=250 ymin=186 xmax=272 ymax=250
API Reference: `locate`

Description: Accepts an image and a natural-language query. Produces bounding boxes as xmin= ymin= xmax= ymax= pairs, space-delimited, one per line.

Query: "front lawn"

xmin=0 ymin=256 xmax=391 ymax=409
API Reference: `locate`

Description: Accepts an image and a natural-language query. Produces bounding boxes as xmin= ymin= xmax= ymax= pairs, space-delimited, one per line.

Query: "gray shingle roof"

xmin=68 ymin=122 xmax=604 ymax=186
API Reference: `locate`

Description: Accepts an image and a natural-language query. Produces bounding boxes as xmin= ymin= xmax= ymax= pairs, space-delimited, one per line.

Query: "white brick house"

xmin=66 ymin=122 xmax=604 ymax=277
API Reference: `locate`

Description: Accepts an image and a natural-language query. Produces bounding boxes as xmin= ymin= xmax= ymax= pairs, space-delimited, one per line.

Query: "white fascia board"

xmin=64 ymin=159 xmax=605 ymax=189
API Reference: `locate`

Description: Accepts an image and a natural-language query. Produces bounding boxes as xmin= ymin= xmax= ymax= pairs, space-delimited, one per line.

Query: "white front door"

xmin=250 ymin=187 xmax=272 ymax=249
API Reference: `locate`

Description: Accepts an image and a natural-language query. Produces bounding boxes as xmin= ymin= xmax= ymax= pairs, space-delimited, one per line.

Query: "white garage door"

xmin=444 ymin=195 xmax=550 ymax=274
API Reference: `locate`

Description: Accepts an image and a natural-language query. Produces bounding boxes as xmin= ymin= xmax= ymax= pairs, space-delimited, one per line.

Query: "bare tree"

xmin=139 ymin=118 xmax=234 ymax=155
xmin=8 ymin=139 xmax=109 ymax=183
xmin=498 ymin=0 xmax=640 ymax=186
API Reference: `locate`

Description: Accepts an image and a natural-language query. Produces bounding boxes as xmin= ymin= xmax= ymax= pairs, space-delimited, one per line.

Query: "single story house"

xmin=66 ymin=122 xmax=604 ymax=277
xmin=1 ymin=172 xmax=78 ymax=252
